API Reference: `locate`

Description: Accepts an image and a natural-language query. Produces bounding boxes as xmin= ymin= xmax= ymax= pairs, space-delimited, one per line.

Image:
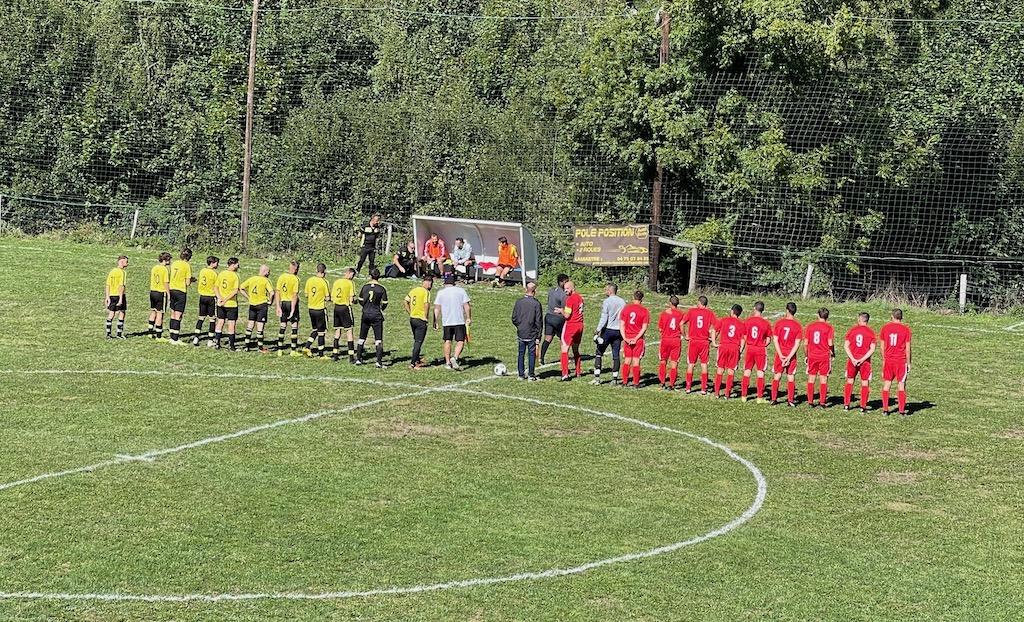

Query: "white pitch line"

xmin=0 ymin=372 xmax=766 ymax=603
xmin=0 ymin=244 xmax=74 ymax=254
xmin=1005 ymin=320 xmax=1024 ymax=332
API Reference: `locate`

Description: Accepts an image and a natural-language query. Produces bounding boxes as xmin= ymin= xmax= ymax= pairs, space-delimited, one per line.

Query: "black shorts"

xmin=248 ymin=303 xmax=269 ymax=323
xmin=279 ymin=301 xmax=300 ymax=323
xmin=443 ymin=324 xmax=467 ymax=342
xmin=107 ymin=295 xmax=127 ymax=312
xmin=149 ymin=291 xmax=166 ymax=311
xmin=360 ymin=315 xmax=384 ymax=342
xmin=333 ymin=305 xmax=354 ymax=329
xmin=309 ymin=309 xmax=328 ymax=332
xmin=169 ymin=289 xmax=187 ymax=313
xmin=544 ymin=313 xmax=565 ymax=337
xmin=198 ymin=295 xmax=217 ymax=318
xmin=216 ymin=306 xmax=239 ymax=321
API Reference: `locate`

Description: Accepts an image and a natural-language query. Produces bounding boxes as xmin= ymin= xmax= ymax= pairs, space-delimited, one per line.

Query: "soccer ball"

xmin=493 ymin=363 xmax=508 ymax=376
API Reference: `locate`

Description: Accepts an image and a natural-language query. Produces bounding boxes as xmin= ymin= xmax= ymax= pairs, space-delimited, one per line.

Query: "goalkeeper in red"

xmin=880 ymin=309 xmax=912 ymax=416
xmin=559 ymin=280 xmax=585 ymax=381
xmin=713 ymin=304 xmax=744 ymax=399
xmin=804 ymin=308 xmax=836 ymax=408
xmin=657 ymin=296 xmax=684 ymax=390
xmin=843 ymin=312 xmax=876 ymax=412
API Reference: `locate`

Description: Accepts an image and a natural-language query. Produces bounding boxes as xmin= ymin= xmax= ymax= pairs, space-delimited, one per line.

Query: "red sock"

xmin=621 ymin=364 xmax=630 ymax=385
xmin=575 ymin=354 xmax=582 ymax=376
xmin=658 ymin=362 xmax=666 ymax=385
xmin=756 ymin=377 xmax=765 ymax=398
xmin=669 ymin=367 xmax=678 ymax=386
xmin=740 ymin=375 xmax=750 ymax=398
xmin=819 ymin=384 xmax=828 ymax=406
xmin=771 ymin=379 xmax=780 ymax=402
xmin=807 ymin=382 xmax=814 ymax=405
xmin=725 ymin=373 xmax=734 ymax=397
xmin=898 ymin=390 xmax=907 ymax=413
xmin=560 ymin=352 xmax=569 ymax=377
xmin=843 ymin=383 xmax=853 ymax=407
xmin=882 ymin=389 xmax=890 ymax=411
xmin=700 ymin=372 xmax=708 ymax=392
xmin=686 ymin=370 xmax=694 ymax=391
xmin=787 ymin=380 xmax=795 ymax=403
xmin=860 ymin=386 xmax=869 ymax=408
xmin=632 ymin=365 xmax=641 ymax=386
xmin=714 ymin=372 xmax=723 ymax=395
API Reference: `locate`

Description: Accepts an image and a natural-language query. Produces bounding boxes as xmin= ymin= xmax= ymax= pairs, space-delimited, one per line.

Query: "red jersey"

xmin=804 ymin=320 xmax=834 ymax=360
xmin=564 ymin=292 xmax=585 ymax=327
xmin=658 ymin=308 xmax=685 ymax=342
xmin=744 ymin=316 xmax=772 ymax=350
xmin=716 ymin=316 xmax=745 ymax=348
xmin=880 ymin=322 xmax=912 ymax=360
xmin=684 ymin=307 xmax=717 ymax=342
xmin=773 ymin=317 xmax=802 ymax=357
xmin=622 ymin=303 xmax=650 ymax=340
xmin=844 ymin=325 xmax=876 ymax=361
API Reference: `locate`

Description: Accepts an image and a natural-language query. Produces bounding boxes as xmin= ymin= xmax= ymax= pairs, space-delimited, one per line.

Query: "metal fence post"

xmin=385 ymin=223 xmax=393 ymax=255
xmin=802 ymin=263 xmax=814 ymax=300
xmin=688 ymin=246 xmax=698 ymax=294
xmin=0 ymin=194 xmax=5 ymax=235
xmin=959 ymin=273 xmax=968 ymax=313
xmin=130 ymin=208 xmax=140 ymax=240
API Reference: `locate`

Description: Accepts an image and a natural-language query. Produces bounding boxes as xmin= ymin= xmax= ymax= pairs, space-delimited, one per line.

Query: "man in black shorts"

xmin=540 ymin=273 xmax=569 ymax=364
xmin=239 ymin=264 xmax=275 ymax=353
xmin=356 ymin=268 xmax=389 ymax=368
xmin=275 ymin=261 xmax=301 ymax=356
xmin=193 ymin=256 xmax=219 ymax=346
xmin=331 ymin=267 xmax=356 ymax=362
xmin=356 ymin=213 xmax=383 ymax=275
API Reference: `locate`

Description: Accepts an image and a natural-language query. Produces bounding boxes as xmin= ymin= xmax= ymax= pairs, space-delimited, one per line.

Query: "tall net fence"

xmin=0 ymin=1 xmax=1022 ymax=307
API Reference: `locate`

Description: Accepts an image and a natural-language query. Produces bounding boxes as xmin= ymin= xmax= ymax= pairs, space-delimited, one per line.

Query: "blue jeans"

xmin=517 ymin=338 xmax=537 ymax=378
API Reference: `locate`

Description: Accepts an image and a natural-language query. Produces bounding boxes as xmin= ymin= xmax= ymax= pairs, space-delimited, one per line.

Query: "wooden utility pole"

xmin=240 ymin=0 xmax=260 ymax=251
xmin=648 ymin=7 xmax=670 ymax=291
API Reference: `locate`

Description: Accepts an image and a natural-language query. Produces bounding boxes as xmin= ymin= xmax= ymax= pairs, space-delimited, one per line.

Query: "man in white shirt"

xmin=432 ymin=273 xmax=472 ymax=370
xmin=450 ymin=237 xmax=475 ymax=279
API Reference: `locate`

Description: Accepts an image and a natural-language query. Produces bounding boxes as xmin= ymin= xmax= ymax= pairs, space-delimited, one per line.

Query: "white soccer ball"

xmin=494 ymin=363 xmax=508 ymax=376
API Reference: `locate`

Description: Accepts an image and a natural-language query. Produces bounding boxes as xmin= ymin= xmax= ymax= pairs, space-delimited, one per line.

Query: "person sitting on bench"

xmin=421 ymin=233 xmax=448 ymax=277
xmin=492 ymin=236 xmax=520 ymax=286
xmin=450 ymin=237 xmax=476 ymax=279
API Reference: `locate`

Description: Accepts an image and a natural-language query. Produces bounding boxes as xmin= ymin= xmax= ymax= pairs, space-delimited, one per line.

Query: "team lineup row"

xmin=103 ymin=251 xmax=913 ymax=415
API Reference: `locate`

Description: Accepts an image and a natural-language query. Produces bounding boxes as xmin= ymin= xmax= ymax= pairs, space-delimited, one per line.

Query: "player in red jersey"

xmin=559 ymin=280 xmax=585 ymax=381
xmin=804 ymin=308 xmax=836 ymax=409
xmin=683 ymin=296 xmax=717 ymax=394
xmin=657 ymin=296 xmax=685 ymax=390
xmin=712 ymin=304 xmax=745 ymax=399
xmin=620 ymin=291 xmax=650 ymax=388
xmin=740 ymin=301 xmax=772 ymax=402
xmin=879 ymin=308 xmax=912 ymax=416
xmin=843 ymin=312 xmax=877 ymax=413
xmin=771 ymin=302 xmax=802 ymax=407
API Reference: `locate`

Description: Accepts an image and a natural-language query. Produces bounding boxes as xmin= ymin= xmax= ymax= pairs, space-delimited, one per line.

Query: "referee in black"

xmin=355 ymin=213 xmax=383 ymax=276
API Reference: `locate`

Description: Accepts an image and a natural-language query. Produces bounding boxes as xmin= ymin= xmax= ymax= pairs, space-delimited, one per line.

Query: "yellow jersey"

xmin=106 ymin=267 xmax=126 ymax=296
xmin=216 ymin=270 xmax=241 ymax=308
xmin=405 ymin=286 xmax=431 ymax=321
xmin=197 ymin=267 xmax=218 ymax=297
xmin=305 ymin=276 xmax=329 ymax=310
xmin=169 ymin=259 xmax=192 ymax=292
xmin=331 ymin=278 xmax=354 ymax=307
xmin=276 ymin=273 xmax=300 ymax=304
xmin=240 ymin=275 xmax=274 ymax=306
xmin=150 ymin=264 xmax=169 ymax=292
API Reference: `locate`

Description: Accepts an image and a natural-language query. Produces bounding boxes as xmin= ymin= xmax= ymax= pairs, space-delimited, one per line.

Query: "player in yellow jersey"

xmin=104 ymin=255 xmax=129 ymax=339
xmin=303 ymin=263 xmax=330 ymax=357
xmin=167 ymin=248 xmax=194 ymax=344
xmin=240 ymin=264 xmax=275 ymax=353
xmin=214 ymin=257 xmax=241 ymax=350
xmin=331 ymin=267 xmax=356 ymax=362
xmin=148 ymin=252 xmax=172 ymax=339
xmin=275 ymin=260 xmax=301 ymax=356
xmin=192 ymin=256 xmax=220 ymax=346
xmin=404 ymin=276 xmax=434 ymax=369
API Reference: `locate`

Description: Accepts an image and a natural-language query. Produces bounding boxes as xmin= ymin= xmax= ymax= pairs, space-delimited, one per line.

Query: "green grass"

xmin=0 ymin=236 xmax=1022 ymax=621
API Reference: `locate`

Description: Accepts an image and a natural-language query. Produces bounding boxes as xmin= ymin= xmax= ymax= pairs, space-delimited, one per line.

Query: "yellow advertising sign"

xmin=572 ymin=224 xmax=650 ymax=266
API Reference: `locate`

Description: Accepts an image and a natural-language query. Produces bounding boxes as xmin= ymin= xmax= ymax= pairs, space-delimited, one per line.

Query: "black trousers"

xmin=356 ymin=247 xmax=376 ymax=274
xmin=410 ymin=318 xmax=428 ymax=363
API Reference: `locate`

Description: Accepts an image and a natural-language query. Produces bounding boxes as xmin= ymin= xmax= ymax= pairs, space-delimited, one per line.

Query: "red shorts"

xmin=773 ymin=354 xmax=797 ymax=375
xmin=846 ymin=360 xmax=872 ymax=381
xmin=659 ymin=339 xmax=681 ymax=362
xmin=561 ymin=323 xmax=583 ymax=347
xmin=883 ymin=359 xmax=909 ymax=383
xmin=623 ymin=338 xmax=646 ymax=359
xmin=717 ymin=346 xmax=740 ymax=370
xmin=687 ymin=340 xmax=710 ymax=365
xmin=744 ymin=348 xmax=767 ymax=372
xmin=806 ymin=357 xmax=832 ymax=376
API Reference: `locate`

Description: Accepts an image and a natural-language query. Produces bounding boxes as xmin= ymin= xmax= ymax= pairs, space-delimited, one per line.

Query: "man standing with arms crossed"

xmin=167 ymin=248 xmax=193 ymax=345
xmin=713 ymin=304 xmax=745 ymax=399
xmin=540 ymin=273 xmax=568 ymax=365
xmin=104 ymin=255 xmax=129 ymax=339
xmin=843 ymin=312 xmax=876 ymax=412
xmin=771 ymin=302 xmax=802 ymax=407
xmin=192 ymin=256 xmax=219 ymax=346
xmin=740 ymin=302 xmax=772 ymax=403
xmin=683 ymin=296 xmax=717 ymax=394
xmin=433 ymin=273 xmax=471 ymax=370
xmin=559 ymin=280 xmax=585 ymax=381
xmin=404 ymin=275 xmax=434 ymax=369
xmin=591 ymin=283 xmax=624 ymax=385
xmin=331 ymin=267 xmax=356 ymax=363
xmin=880 ymin=309 xmax=912 ymax=416
xmin=355 ymin=213 xmax=382 ymax=276
xmin=620 ymin=290 xmax=650 ymax=389
xmin=275 ymin=261 xmax=301 ymax=356
xmin=804 ymin=308 xmax=836 ymax=409
xmin=511 ymin=282 xmax=543 ymax=381
xmin=657 ymin=296 xmax=685 ymax=390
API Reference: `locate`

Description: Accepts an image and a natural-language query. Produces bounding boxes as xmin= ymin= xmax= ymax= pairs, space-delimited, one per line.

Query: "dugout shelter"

xmin=411 ymin=215 xmax=538 ymax=286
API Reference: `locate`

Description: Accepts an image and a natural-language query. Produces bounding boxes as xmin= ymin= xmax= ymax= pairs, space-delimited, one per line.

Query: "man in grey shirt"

xmin=592 ymin=282 xmax=625 ymax=385
xmin=511 ymin=282 xmax=544 ymax=380
xmin=539 ymin=273 xmax=569 ymax=365
xmin=450 ymin=237 xmax=475 ymax=279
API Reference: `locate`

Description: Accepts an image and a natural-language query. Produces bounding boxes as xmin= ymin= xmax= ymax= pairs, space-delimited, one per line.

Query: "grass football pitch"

xmin=0 ymin=237 xmax=1022 ymax=621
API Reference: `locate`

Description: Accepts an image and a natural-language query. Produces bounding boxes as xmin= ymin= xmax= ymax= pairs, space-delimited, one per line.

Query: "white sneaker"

xmin=590 ymin=378 xmax=601 ymax=385
xmin=191 ymin=337 xmax=200 ymax=346
xmin=450 ymin=360 xmax=461 ymax=371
